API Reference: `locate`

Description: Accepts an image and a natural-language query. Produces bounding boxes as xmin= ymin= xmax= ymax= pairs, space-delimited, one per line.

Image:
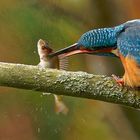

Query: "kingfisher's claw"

xmin=112 ymin=74 xmax=124 ymax=86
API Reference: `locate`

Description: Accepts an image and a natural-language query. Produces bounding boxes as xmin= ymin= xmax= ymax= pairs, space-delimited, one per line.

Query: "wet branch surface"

xmin=0 ymin=62 xmax=140 ymax=109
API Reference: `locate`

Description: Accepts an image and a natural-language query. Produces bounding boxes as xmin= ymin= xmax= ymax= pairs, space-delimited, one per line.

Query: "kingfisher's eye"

xmin=80 ymin=46 xmax=85 ymax=50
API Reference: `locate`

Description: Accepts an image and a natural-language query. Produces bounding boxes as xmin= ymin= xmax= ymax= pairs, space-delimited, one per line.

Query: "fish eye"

xmin=42 ymin=46 xmax=46 ymax=50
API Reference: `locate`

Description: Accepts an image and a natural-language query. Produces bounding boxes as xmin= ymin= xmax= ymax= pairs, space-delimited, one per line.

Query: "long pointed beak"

xmin=48 ymin=43 xmax=118 ymax=58
xmin=48 ymin=43 xmax=79 ymax=57
xmin=48 ymin=43 xmax=94 ymax=58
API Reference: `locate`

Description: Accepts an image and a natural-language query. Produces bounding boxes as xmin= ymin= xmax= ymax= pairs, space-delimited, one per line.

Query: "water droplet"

xmin=42 ymin=92 xmax=51 ymax=96
xmin=37 ymin=128 xmax=40 ymax=133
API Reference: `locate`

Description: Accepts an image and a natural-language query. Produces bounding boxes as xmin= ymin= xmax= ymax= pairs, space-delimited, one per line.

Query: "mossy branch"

xmin=0 ymin=62 xmax=140 ymax=109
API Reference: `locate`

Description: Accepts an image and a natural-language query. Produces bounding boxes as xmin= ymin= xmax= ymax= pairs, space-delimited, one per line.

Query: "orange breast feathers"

xmin=120 ymin=54 xmax=140 ymax=87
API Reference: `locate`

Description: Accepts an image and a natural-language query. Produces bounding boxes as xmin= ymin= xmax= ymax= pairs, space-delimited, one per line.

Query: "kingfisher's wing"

xmin=117 ymin=26 xmax=140 ymax=65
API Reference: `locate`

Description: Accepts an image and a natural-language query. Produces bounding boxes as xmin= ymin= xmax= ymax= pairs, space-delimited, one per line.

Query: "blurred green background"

xmin=0 ymin=0 xmax=140 ymax=140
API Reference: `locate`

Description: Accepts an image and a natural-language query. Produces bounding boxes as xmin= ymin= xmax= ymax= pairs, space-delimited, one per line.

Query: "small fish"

xmin=37 ymin=39 xmax=68 ymax=115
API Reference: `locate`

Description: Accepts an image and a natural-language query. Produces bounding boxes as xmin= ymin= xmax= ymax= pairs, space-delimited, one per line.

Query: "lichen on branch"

xmin=0 ymin=62 xmax=140 ymax=109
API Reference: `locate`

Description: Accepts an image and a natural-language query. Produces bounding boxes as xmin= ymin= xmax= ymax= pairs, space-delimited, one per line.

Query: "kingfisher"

xmin=37 ymin=39 xmax=69 ymax=114
xmin=48 ymin=19 xmax=140 ymax=88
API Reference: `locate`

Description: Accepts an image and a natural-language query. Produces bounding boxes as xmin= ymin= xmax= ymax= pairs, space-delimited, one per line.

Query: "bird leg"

xmin=112 ymin=74 xmax=124 ymax=86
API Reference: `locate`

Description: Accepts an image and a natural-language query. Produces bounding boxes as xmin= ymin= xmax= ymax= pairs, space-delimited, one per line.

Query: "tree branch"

xmin=0 ymin=62 xmax=140 ymax=109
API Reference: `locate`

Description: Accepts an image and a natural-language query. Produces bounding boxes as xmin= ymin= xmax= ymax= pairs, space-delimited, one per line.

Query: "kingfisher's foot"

xmin=112 ymin=74 xmax=124 ymax=86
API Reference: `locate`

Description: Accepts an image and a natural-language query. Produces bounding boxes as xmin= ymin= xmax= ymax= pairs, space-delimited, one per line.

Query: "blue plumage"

xmin=117 ymin=23 xmax=140 ymax=64
xmin=78 ymin=24 xmax=125 ymax=49
xmin=50 ymin=19 xmax=140 ymax=60
xmin=76 ymin=20 xmax=140 ymax=64
xmin=50 ymin=19 xmax=140 ymax=59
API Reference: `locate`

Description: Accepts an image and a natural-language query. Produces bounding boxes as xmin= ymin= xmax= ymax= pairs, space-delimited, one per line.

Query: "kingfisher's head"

xmin=47 ymin=20 xmax=140 ymax=58
xmin=37 ymin=39 xmax=53 ymax=57
xmin=48 ymin=26 xmax=123 ymax=58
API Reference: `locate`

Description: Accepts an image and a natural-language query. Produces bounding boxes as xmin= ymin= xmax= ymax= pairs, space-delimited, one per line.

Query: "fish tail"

xmin=54 ymin=95 xmax=69 ymax=115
